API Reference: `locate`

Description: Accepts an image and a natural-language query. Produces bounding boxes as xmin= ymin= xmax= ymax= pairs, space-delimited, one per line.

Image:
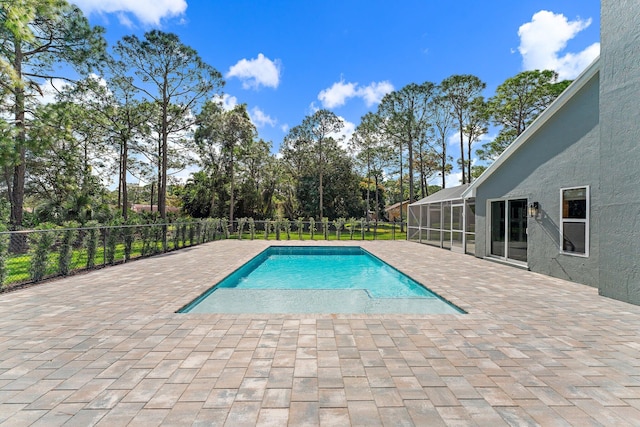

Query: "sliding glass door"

xmin=507 ymin=200 xmax=527 ymax=262
xmin=490 ymin=199 xmax=527 ymax=263
xmin=490 ymin=201 xmax=506 ymax=257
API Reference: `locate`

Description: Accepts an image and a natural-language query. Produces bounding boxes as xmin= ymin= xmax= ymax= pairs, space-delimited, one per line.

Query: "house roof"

xmin=384 ymin=200 xmax=410 ymax=211
xmin=409 ymin=184 xmax=471 ymax=206
xmin=461 ymin=56 xmax=601 ymax=199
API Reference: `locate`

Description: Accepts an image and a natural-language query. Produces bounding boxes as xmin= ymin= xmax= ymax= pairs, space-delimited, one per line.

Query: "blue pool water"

xmin=180 ymin=246 xmax=463 ymax=314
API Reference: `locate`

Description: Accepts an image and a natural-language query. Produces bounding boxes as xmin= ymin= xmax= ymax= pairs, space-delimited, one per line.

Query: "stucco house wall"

xmin=598 ymin=0 xmax=640 ymax=304
xmin=474 ymin=71 xmax=601 ymax=287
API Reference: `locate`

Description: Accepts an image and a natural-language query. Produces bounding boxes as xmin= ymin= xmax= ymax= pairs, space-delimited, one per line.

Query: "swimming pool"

xmin=179 ymin=246 xmax=463 ymax=314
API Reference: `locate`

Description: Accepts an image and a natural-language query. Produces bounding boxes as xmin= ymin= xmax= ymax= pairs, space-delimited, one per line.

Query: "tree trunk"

xmin=318 ymin=137 xmax=323 ymax=219
xmin=10 ymin=152 xmax=25 ymax=230
xmin=459 ymin=117 xmax=466 ymax=184
xmin=418 ymin=144 xmax=426 ymax=198
xmin=117 ymin=142 xmax=123 ymax=210
xmin=159 ymin=86 xmax=168 ymax=220
xmin=209 ymin=173 xmax=217 ymax=217
xmin=121 ymin=139 xmax=129 ymax=219
xmin=374 ymin=174 xmax=379 ymax=227
xmin=398 ymin=141 xmax=404 ymax=232
xmin=229 ymin=154 xmax=235 ymax=228
xmin=441 ymin=136 xmax=447 ymax=189
xmin=9 ymin=42 xmax=27 ymax=252
xmin=210 ymin=185 xmax=216 ymax=217
xmin=155 ymin=133 xmax=161 ymax=215
xmin=159 ymin=131 xmax=167 ymax=219
xmin=467 ymin=139 xmax=472 ymax=184
xmin=366 ymin=154 xmax=371 ymax=221
xmin=407 ymin=137 xmax=414 ymax=203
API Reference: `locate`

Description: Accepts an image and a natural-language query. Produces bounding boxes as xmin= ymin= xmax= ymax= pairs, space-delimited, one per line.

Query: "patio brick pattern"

xmin=1 ymin=240 xmax=640 ymax=425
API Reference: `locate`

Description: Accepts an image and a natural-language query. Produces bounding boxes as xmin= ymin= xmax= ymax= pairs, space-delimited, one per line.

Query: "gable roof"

xmin=410 ymin=184 xmax=471 ymax=206
xmin=462 ymin=56 xmax=601 ymax=198
xmin=384 ymin=200 xmax=410 ymax=211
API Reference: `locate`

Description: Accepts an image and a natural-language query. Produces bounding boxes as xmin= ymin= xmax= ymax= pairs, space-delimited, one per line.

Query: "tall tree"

xmin=179 ymin=170 xmax=214 ymax=218
xmin=428 ymin=92 xmax=454 ymax=188
xmin=114 ymin=30 xmax=223 ymax=219
xmin=195 ymin=102 xmax=259 ymax=222
xmin=462 ymin=96 xmax=489 ymax=182
xmin=414 ymin=131 xmax=439 ymax=198
xmin=68 ymin=75 xmax=153 ymax=219
xmin=282 ymin=109 xmax=343 ymax=219
xmin=376 ymin=82 xmax=434 ymax=230
xmin=352 ymin=114 xmax=393 ymax=223
xmin=0 ymin=0 xmax=105 ymax=233
xmin=367 ymin=146 xmax=393 ymax=221
xmin=478 ymin=69 xmax=571 ymax=161
xmin=236 ymin=138 xmax=274 ymax=219
xmin=194 ymin=100 xmax=225 ymax=217
xmin=105 ymin=76 xmax=154 ymax=219
xmin=27 ymin=100 xmax=109 ymax=224
xmin=219 ymin=105 xmax=256 ymax=225
xmin=257 ymin=155 xmax=281 ymax=219
xmin=294 ymin=142 xmax=362 ymax=219
xmin=441 ymin=74 xmax=486 ymax=184
xmin=351 ymin=112 xmax=382 ymax=220
xmin=377 ymin=82 xmax=434 ymax=204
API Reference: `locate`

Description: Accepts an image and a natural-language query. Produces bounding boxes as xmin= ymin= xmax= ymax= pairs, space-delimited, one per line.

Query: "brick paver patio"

xmin=1 ymin=240 xmax=640 ymax=426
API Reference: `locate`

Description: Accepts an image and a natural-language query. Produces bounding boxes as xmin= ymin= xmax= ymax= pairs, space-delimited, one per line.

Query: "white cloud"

xmin=227 ymin=53 xmax=281 ymax=90
xmin=250 ymin=106 xmax=276 ymax=128
xmin=445 ymin=172 xmax=463 ymax=188
xmin=116 ymin=12 xmax=134 ymax=28
xmin=328 ymin=116 xmax=356 ymax=150
xmin=38 ymin=79 xmax=72 ymax=105
xmin=318 ymin=79 xmax=394 ymax=109
xmin=170 ymin=164 xmax=199 ymax=184
xmin=73 ymin=0 xmax=187 ymax=26
xmin=447 ymin=131 xmax=493 ymax=147
xmin=429 ymin=171 xmax=467 ymax=189
xmin=447 ymin=132 xmax=461 ymax=147
xmin=318 ymin=80 xmax=357 ymax=108
xmin=518 ymin=10 xmax=600 ymax=80
xmin=308 ymin=102 xmax=320 ymax=114
xmin=211 ymin=96 xmax=281 ymax=131
xmin=213 ymin=93 xmax=238 ymax=111
xmin=280 ymin=124 xmax=290 ymax=133
xmin=340 ymin=118 xmax=356 ymax=145
xmin=358 ymin=81 xmax=394 ymax=107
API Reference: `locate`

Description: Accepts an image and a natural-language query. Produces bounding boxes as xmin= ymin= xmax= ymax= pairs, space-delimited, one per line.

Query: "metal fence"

xmin=0 ymin=219 xmax=407 ymax=290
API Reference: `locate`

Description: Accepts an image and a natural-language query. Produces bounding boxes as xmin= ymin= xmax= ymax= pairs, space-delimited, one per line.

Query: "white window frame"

xmin=560 ymin=186 xmax=590 ymax=257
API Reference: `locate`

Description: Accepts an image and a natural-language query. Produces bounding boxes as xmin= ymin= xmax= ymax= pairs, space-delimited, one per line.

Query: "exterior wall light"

xmin=528 ymin=201 xmax=539 ymax=218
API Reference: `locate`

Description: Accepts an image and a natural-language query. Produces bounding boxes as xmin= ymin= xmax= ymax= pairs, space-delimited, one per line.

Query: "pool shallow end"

xmin=185 ymin=289 xmax=462 ymax=314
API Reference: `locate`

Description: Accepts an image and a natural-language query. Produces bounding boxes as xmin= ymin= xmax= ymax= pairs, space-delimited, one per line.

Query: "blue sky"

xmin=71 ymin=0 xmax=601 ymax=186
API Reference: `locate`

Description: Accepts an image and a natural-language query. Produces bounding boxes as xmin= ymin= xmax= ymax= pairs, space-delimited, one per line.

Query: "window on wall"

xmin=561 ymin=186 xmax=589 ymax=256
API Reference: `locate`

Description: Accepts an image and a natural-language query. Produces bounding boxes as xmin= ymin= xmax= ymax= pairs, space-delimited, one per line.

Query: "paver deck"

xmin=1 ymin=240 xmax=640 ymax=426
